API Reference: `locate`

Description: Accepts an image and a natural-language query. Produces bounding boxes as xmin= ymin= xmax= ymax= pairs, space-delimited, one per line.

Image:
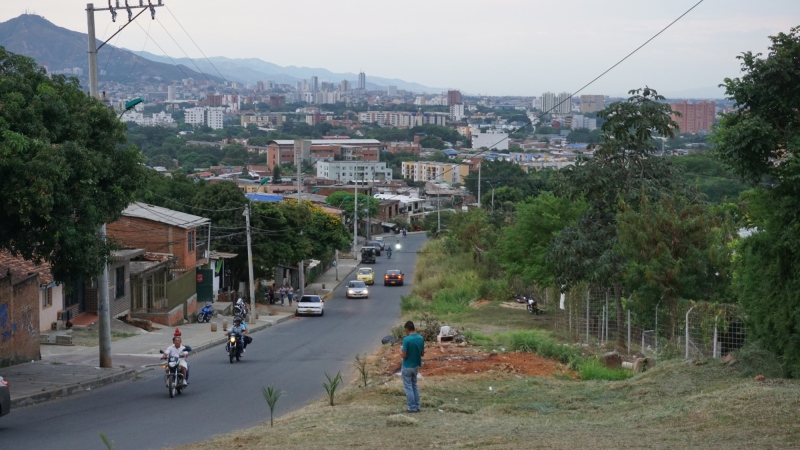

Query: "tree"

xmin=497 ymin=193 xmax=586 ymax=286
xmin=549 ymin=88 xmax=684 ymax=340
xmin=0 ymin=47 xmax=146 ymax=281
xmin=711 ymin=27 xmax=800 ymax=376
xmin=272 ymin=165 xmax=282 ymax=184
xmin=325 ymin=191 xmax=379 ymax=227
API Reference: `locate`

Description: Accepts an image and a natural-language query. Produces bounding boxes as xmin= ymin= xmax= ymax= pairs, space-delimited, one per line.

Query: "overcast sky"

xmin=2 ymin=1 xmax=798 ymax=97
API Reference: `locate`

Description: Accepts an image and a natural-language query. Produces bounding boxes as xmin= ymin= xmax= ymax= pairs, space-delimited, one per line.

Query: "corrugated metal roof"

xmin=122 ymin=202 xmax=210 ymax=229
xmin=269 ymin=139 xmax=380 ymax=145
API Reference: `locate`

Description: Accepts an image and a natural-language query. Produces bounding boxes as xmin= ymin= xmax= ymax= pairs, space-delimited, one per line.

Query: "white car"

xmin=296 ymin=294 xmax=324 ymax=316
xmin=374 ymin=236 xmax=386 ymax=250
xmin=346 ymin=280 xmax=369 ymax=299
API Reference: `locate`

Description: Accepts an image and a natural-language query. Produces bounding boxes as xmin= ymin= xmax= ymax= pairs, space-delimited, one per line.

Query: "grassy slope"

xmin=173 ymin=239 xmax=800 ymax=449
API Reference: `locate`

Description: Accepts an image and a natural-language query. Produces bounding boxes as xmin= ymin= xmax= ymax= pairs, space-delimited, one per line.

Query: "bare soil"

xmin=373 ymin=343 xmax=574 ymax=378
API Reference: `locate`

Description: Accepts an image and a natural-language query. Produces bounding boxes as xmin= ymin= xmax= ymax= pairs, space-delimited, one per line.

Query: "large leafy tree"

xmin=325 ymin=191 xmax=379 ymax=228
xmin=0 ymin=47 xmax=145 ymax=281
xmin=711 ymin=27 xmax=800 ymax=375
xmin=549 ymin=88 xmax=684 ymax=337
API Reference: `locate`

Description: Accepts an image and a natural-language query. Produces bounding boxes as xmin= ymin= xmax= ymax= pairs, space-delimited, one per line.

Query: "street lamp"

xmin=118 ymin=97 xmax=143 ymax=119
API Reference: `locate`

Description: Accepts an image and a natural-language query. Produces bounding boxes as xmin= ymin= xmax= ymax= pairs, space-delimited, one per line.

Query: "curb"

xmin=11 ymin=367 xmax=138 ymax=408
xmin=188 ymin=314 xmax=294 ymax=354
xmin=322 ymin=264 xmax=361 ymax=301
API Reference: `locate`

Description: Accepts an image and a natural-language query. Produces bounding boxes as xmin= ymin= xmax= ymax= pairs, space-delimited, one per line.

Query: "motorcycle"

xmin=387 ymin=249 xmax=392 ymax=259
xmin=233 ymin=298 xmax=249 ymax=318
xmin=514 ymin=294 xmax=528 ymax=304
xmin=159 ymin=347 xmax=190 ymax=398
xmin=226 ymin=331 xmax=244 ymax=363
xmin=196 ymin=303 xmax=215 ymax=323
xmin=527 ymin=297 xmax=543 ymax=315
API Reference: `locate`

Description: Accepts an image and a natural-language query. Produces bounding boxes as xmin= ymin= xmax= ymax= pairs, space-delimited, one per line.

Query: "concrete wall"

xmin=0 ymin=274 xmax=41 ymax=367
xmin=39 ymin=284 xmax=63 ymax=332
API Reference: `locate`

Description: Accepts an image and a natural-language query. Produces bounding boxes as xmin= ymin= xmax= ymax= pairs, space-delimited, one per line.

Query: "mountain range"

xmin=0 ymin=14 xmax=221 ymax=84
xmin=133 ymin=50 xmax=443 ymax=93
xmin=0 ymin=13 xmax=440 ymax=93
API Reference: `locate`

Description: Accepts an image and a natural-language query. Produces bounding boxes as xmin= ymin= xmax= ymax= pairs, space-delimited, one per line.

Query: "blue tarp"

xmin=245 ymin=193 xmax=283 ymax=203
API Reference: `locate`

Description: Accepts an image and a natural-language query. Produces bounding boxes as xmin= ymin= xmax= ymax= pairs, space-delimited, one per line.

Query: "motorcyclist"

xmin=226 ymin=316 xmax=250 ymax=352
xmin=235 ymin=297 xmax=249 ymax=317
xmin=161 ymin=334 xmax=190 ymax=385
xmin=387 ymin=246 xmax=393 ymax=258
xmin=402 ymin=228 xmax=407 ymax=237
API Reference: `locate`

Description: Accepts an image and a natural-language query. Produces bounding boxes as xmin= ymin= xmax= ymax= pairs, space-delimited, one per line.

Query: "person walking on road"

xmin=287 ymin=286 xmax=295 ymax=307
xmin=280 ymin=285 xmax=287 ymax=306
xmin=400 ymin=320 xmax=424 ymax=413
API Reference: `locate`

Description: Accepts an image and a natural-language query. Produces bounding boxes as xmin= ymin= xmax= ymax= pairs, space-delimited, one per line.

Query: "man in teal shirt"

xmin=401 ymin=320 xmax=424 ymax=413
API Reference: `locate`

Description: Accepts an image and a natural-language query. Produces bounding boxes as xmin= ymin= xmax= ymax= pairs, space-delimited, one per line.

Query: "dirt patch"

xmin=375 ymin=344 xmax=572 ymax=378
xmin=470 ymin=299 xmax=492 ymax=308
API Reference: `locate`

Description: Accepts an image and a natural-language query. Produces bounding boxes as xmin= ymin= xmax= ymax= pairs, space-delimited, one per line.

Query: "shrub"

xmin=400 ymin=295 xmax=424 ymax=312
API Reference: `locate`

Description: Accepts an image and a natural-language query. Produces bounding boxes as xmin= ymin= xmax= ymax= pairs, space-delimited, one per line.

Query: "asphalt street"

xmin=0 ymin=233 xmax=425 ymax=450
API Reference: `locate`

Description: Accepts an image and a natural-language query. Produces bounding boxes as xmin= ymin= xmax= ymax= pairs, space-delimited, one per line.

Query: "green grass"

xmin=578 ymin=358 xmax=634 ymax=381
xmin=496 ymin=330 xmax=580 ymax=365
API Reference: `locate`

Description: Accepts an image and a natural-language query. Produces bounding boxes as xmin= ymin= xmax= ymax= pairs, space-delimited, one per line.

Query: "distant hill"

xmin=134 ymin=50 xmax=443 ymax=94
xmin=0 ymin=14 xmax=220 ymax=84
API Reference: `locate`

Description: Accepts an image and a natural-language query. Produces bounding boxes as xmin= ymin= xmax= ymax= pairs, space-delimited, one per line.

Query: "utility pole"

xmin=437 ymin=185 xmax=441 ymax=234
xmin=365 ymin=173 xmax=370 ymax=241
xmin=296 ymin=143 xmax=304 ymax=297
xmin=353 ymin=177 xmax=358 ymax=259
xmin=86 ymin=0 xmax=164 ymax=369
xmin=243 ymin=205 xmax=256 ymax=324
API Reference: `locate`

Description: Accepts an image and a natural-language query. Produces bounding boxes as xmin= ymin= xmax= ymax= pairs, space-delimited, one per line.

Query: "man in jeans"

xmin=400 ymin=320 xmax=424 ymax=413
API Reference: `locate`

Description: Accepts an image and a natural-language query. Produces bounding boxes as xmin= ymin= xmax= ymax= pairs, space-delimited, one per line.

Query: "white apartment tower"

xmin=184 ymin=107 xmax=224 ymax=130
xmin=541 ymin=92 xmax=572 ymax=114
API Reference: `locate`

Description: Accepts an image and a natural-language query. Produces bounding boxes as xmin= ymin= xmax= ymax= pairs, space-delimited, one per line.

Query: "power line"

xmin=132 ymin=20 xmax=193 ymax=81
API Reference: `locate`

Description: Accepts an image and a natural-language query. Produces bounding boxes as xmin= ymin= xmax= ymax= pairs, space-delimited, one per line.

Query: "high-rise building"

xmin=256 ymin=81 xmax=265 ymax=92
xmin=387 ymin=86 xmax=398 ymax=96
xmin=184 ymin=107 xmax=224 ymax=130
xmin=339 ymin=80 xmax=350 ymax=92
xmin=541 ymin=92 xmax=571 ymax=114
xmin=579 ymin=95 xmax=605 ymax=113
xmin=669 ymin=101 xmax=716 ymax=134
xmin=358 ymin=72 xmax=366 ymax=90
xmin=450 ymin=104 xmax=465 ymax=121
xmin=447 ymin=90 xmax=462 ymax=106
xmin=311 ymin=76 xmax=318 ymax=93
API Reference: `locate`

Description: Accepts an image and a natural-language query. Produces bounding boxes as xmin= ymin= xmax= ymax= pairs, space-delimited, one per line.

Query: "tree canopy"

xmin=711 ymin=27 xmax=800 ymax=376
xmin=0 ymin=47 xmax=146 ymax=281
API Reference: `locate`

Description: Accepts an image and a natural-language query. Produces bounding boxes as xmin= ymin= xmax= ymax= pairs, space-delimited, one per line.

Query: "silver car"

xmin=0 ymin=375 xmax=10 ymax=418
xmin=346 ymin=280 xmax=369 ymax=299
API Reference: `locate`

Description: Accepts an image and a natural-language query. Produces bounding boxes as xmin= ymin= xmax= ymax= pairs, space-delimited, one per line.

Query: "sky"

xmin=1 ymin=0 xmax=798 ymax=97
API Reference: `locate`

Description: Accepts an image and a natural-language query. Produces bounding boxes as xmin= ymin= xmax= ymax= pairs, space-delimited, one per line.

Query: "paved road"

xmin=0 ymin=234 xmax=425 ymax=450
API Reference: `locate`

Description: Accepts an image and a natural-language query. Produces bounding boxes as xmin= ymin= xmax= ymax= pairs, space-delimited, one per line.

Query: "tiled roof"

xmin=0 ymin=251 xmax=55 ymax=286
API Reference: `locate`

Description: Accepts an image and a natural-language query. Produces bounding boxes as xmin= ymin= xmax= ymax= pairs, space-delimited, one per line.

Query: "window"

xmin=42 ymin=288 xmax=52 ymax=308
xmin=115 ymin=266 xmax=125 ymax=298
xmin=188 ymin=230 xmax=196 ymax=253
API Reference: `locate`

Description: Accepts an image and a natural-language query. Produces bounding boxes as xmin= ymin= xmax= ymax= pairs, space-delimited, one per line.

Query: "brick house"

xmin=0 ymin=259 xmax=43 ymax=366
xmin=106 ymin=203 xmax=211 ymax=326
xmin=0 ymin=251 xmax=62 ymax=334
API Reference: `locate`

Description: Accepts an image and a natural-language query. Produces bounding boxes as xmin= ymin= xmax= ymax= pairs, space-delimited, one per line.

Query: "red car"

xmin=384 ymin=270 xmax=404 ymax=286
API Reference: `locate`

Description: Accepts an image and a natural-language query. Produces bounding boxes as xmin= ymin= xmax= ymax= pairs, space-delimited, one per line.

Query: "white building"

xmin=359 ymin=111 xmax=447 ymax=127
xmin=450 ymin=104 xmax=465 ymax=121
xmin=471 ymin=132 xmax=509 ymax=150
xmin=316 ymin=161 xmax=392 ymax=183
xmin=541 ymin=92 xmax=572 ymax=115
xmin=185 ymin=107 xmax=225 ymax=130
xmin=571 ymin=114 xmax=597 ymax=130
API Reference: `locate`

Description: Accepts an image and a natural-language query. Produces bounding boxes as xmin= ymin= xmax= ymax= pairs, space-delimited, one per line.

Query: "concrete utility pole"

xmin=297 ymin=146 xmax=304 ymax=297
xmin=86 ymin=0 xmax=164 ymax=368
xmin=477 ymin=162 xmax=481 ymax=207
xmin=243 ymin=205 xmax=256 ymax=324
xmin=353 ymin=178 xmax=358 ymax=259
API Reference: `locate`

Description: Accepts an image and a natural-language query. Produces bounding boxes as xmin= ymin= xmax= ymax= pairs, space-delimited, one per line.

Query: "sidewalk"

xmin=5 ymin=251 xmax=362 ymax=409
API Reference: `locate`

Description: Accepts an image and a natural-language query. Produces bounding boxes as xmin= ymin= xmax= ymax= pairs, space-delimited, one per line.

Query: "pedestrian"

xmin=400 ymin=320 xmax=424 ymax=413
xmin=280 ymin=285 xmax=286 ymax=306
xmin=287 ymin=286 xmax=294 ymax=306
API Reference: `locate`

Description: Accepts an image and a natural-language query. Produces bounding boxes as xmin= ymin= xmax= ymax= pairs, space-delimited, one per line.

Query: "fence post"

xmin=585 ymin=290 xmax=590 ymax=344
xmin=604 ymin=291 xmax=609 ymax=344
xmin=655 ymin=303 xmax=659 ymax=358
xmin=685 ymin=306 xmax=694 ymax=359
xmin=627 ymin=310 xmax=631 ymax=354
xmin=713 ymin=315 xmax=719 ymax=358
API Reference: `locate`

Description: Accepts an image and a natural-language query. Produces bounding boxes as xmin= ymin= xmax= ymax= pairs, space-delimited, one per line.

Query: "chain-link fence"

xmin=544 ymin=285 xmax=746 ymax=360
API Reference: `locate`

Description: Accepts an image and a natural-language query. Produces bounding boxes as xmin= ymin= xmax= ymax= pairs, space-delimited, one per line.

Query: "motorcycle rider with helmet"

xmin=226 ymin=316 xmax=250 ymax=352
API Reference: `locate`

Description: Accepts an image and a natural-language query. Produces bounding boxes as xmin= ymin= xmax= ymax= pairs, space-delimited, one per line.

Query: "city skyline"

xmin=1 ymin=1 xmax=798 ymax=97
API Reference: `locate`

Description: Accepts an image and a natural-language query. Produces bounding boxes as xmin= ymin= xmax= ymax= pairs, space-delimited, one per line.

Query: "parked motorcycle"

xmin=527 ymin=297 xmax=543 ymax=315
xmin=196 ymin=303 xmax=215 ymax=323
xmin=233 ymin=298 xmax=249 ymax=318
xmin=159 ymin=347 xmax=190 ymax=398
xmin=226 ymin=331 xmax=244 ymax=363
